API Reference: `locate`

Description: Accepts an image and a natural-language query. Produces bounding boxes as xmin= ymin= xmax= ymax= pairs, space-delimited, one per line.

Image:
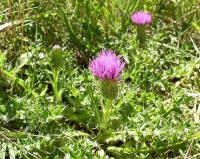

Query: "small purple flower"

xmin=131 ymin=11 xmax=152 ymax=25
xmin=89 ymin=49 xmax=125 ymax=81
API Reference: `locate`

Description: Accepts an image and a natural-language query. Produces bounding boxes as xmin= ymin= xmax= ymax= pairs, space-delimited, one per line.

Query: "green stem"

xmin=90 ymin=90 xmax=101 ymax=128
xmin=102 ymin=99 xmax=112 ymax=130
xmin=52 ymin=69 xmax=61 ymax=102
xmin=137 ymin=25 xmax=146 ymax=46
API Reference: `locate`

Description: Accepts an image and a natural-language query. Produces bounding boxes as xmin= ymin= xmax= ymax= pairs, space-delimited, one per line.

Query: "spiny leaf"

xmin=14 ymin=52 xmax=32 ymax=73
xmin=0 ymin=142 xmax=7 ymax=159
xmin=0 ymin=53 xmax=6 ymax=67
xmin=0 ymin=20 xmax=32 ymax=32
xmin=192 ymin=22 xmax=200 ymax=33
xmin=7 ymin=143 xmax=17 ymax=159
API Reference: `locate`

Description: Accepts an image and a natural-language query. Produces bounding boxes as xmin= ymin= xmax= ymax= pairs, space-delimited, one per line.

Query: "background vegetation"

xmin=0 ymin=0 xmax=200 ymax=158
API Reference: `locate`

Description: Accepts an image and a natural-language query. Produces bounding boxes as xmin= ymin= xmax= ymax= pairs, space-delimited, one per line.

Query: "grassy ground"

xmin=0 ymin=0 xmax=200 ymax=158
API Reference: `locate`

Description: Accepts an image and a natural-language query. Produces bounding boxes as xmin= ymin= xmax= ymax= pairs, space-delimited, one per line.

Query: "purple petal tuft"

xmin=131 ymin=11 xmax=152 ymax=25
xmin=89 ymin=49 xmax=125 ymax=81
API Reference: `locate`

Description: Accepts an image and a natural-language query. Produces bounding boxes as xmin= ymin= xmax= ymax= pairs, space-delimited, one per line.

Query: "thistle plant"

xmin=49 ymin=45 xmax=64 ymax=102
xmin=89 ymin=49 xmax=125 ymax=131
xmin=131 ymin=11 xmax=152 ymax=46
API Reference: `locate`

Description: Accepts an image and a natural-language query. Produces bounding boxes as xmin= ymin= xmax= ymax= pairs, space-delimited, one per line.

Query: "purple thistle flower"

xmin=89 ymin=49 xmax=125 ymax=81
xmin=131 ymin=11 xmax=152 ymax=25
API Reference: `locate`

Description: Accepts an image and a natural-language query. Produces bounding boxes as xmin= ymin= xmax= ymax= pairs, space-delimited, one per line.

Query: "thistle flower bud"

xmin=51 ymin=45 xmax=64 ymax=69
xmin=101 ymin=80 xmax=118 ymax=99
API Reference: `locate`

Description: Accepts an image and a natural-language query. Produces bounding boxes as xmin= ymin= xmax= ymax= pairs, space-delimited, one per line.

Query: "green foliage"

xmin=0 ymin=0 xmax=200 ymax=158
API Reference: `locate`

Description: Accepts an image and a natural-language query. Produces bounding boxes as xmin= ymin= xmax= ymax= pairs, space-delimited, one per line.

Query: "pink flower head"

xmin=89 ymin=49 xmax=125 ymax=81
xmin=131 ymin=11 xmax=152 ymax=25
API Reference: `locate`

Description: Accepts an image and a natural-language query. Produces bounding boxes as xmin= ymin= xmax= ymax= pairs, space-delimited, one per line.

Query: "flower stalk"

xmin=52 ymin=69 xmax=61 ymax=102
xmin=102 ymin=99 xmax=112 ymax=130
xmin=137 ymin=25 xmax=145 ymax=45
